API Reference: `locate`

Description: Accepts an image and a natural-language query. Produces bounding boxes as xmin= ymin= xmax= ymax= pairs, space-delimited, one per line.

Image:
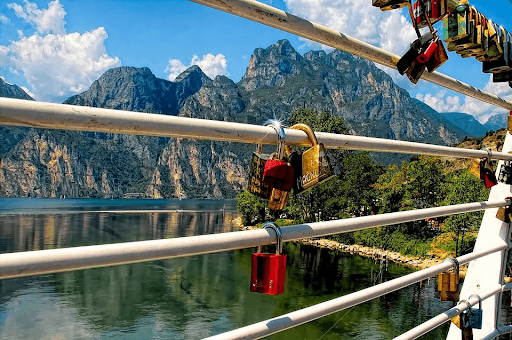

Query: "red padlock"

xmin=417 ymin=40 xmax=438 ymax=63
xmin=250 ymin=222 xmax=287 ymax=295
xmin=262 ymin=121 xmax=294 ymax=191
xmin=479 ymin=155 xmax=497 ymax=189
xmin=263 ymin=157 xmax=294 ymax=191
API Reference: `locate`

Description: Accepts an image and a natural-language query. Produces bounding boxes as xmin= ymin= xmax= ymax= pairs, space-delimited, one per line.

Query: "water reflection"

xmin=0 ymin=199 xmax=456 ymax=339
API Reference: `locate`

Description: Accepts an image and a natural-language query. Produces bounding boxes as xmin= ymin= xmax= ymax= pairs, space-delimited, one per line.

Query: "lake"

xmin=0 ymin=198 xmax=497 ymax=339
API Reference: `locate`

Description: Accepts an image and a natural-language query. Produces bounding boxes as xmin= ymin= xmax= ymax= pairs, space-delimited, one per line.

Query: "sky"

xmin=0 ymin=0 xmax=511 ymax=123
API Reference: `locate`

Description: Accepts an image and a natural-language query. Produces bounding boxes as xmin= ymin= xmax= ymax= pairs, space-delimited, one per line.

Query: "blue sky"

xmin=0 ymin=0 xmax=511 ymax=123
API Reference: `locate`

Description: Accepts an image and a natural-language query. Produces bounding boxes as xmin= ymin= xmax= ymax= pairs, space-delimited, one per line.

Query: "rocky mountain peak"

xmin=0 ymin=76 xmax=34 ymax=100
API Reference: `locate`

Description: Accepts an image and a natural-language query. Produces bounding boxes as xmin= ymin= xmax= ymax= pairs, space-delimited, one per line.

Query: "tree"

xmin=444 ymin=169 xmax=488 ymax=255
xmin=236 ymin=190 xmax=267 ymax=225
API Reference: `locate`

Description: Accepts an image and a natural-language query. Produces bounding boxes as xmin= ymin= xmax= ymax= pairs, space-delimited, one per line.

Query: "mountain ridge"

xmin=0 ymin=39 xmax=484 ymax=198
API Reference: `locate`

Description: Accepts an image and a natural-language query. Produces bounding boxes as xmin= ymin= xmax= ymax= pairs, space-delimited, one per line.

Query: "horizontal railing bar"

xmin=1 ymin=98 xmax=512 ymax=161
xmin=394 ymin=285 xmax=504 ymax=340
xmin=203 ymin=244 xmax=508 ymax=340
xmin=481 ymin=326 xmax=512 ymax=340
xmin=189 ymin=0 xmax=512 ymax=111
xmin=0 ymin=199 xmax=508 ymax=280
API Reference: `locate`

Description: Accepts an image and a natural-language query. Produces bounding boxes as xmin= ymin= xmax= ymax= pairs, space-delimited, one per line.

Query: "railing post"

xmin=447 ymin=132 xmax=512 ymax=339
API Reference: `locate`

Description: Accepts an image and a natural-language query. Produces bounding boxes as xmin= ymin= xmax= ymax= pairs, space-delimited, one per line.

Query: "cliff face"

xmin=0 ymin=40 xmax=467 ymax=199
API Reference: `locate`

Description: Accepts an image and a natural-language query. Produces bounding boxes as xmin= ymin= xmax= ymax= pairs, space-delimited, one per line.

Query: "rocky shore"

xmin=238 ymin=221 xmax=469 ymax=278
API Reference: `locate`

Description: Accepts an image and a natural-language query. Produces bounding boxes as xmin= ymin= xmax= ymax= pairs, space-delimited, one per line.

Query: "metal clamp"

xmin=263 ymin=119 xmax=286 ymax=159
xmin=458 ymin=299 xmax=473 ymax=309
xmin=481 ymin=147 xmax=493 ymax=159
xmin=443 ymin=257 xmax=460 ymax=274
xmin=258 ymin=222 xmax=283 ymax=255
xmin=468 ymin=294 xmax=482 ymax=309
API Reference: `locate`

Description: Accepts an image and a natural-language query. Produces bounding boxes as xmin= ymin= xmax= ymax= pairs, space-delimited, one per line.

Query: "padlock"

xmin=498 ymin=162 xmax=512 ymax=185
xmin=508 ymin=112 xmax=512 ymax=134
xmin=495 ymin=203 xmax=512 ymax=223
xmin=426 ymin=39 xmax=449 ymax=72
xmin=417 ymin=39 xmax=438 ymax=63
xmin=443 ymin=2 xmax=469 ymax=42
xmin=413 ymin=0 xmax=446 ymax=29
xmin=398 ymin=31 xmax=435 ymax=75
xmin=247 ymin=120 xmax=286 ymax=199
xmin=262 ymin=121 xmax=294 ymax=192
xmin=454 ymin=7 xmax=479 ymax=52
xmin=458 ymin=12 xmax=487 ymax=57
xmin=483 ymin=27 xmax=511 ymax=74
xmin=493 ymin=70 xmax=512 ymax=83
xmin=461 ymin=309 xmax=473 ymax=340
xmin=468 ymin=294 xmax=483 ymax=329
xmin=480 ymin=156 xmax=497 ymax=189
xmin=250 ymin=222 xmax=287 ymax=295
xmin=288 ymin=123 xmax=334 ymax=193
xmin=438 ymin=257 xmax=459 ymax=301
xmin=451 ymin=299 xmax=471 ymax=329
xmin=406 ymin=58 xmax=427 ymax=84
xmin=268 ymin=145 xmax=294 ymax=211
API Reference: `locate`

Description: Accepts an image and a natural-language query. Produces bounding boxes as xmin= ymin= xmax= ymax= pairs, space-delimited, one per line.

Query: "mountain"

xmin=483 ymin=113 xmax=508 ymax=132
xmin=440 ymin=112 xmax=487 ymax=137
xmin=0 ymin=76 xmax=34 ymax=100
xmin=0 ymin=39 xmax=469 ymax=198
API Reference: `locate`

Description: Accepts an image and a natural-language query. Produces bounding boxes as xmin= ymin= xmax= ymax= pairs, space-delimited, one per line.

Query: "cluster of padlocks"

xmin=247 ymin=121 xmax=335 ymax=295
xmin=437 ymin=258 xmax=482 ymax=338
xmin=372 ymin=0 xmax=512 ymax=88
xmin=247 ymin=120 xmax=334 ymax=211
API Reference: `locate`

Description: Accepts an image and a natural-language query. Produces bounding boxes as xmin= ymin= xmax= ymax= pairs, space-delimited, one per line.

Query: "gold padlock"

xmin=291 ymin=123 xmax=334 ymax=193
xmin=438 ymin=258 xmax=459 ymax=301
xmin=496 ymin=206 xmax=512 ymax=223
xmin=508 ymin=113 xmax=512 ymax=134
xmin=268 ymin=188 xmax=290 ymax=211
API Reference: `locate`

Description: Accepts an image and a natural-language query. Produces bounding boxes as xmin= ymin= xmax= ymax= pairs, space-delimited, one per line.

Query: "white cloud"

xmin=283 ymin=0 xmax=417 ymax=56
xmin=165 ymin=53 xmax=228 ymax=81
xmin=416 ymin=76 xmax=512 ymax=123
xmin=0 ymin=15 xmax=10 ymax=24
xmin=1 ymin=1 xmax=120 ymax=101
xmin=8 ymin=0 xmax=66 ymax=34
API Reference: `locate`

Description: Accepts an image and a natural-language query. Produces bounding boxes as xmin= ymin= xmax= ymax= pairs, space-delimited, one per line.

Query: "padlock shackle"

xmin=443 ymin=257 xmax=460 ymax=274
xmin=261 ymin=221 xmax=283 ymax=255
xmin=458 ymin=299 xmax=473 ymax=309
xmin=468 ymin=294 xmax=482 ymax=310
xmin=263 ymin=119 xmax=286 ymax=160
xmin=290 ymin=123 xmax=320 ymax=148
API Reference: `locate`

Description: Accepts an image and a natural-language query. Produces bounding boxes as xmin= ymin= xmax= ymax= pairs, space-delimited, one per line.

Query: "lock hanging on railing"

xmin=468 ymin=294 xmax=483 ymax=329
xmin=262 ymin=121 xmax=294 ymax=192
xmin=495 ymin=198 xmax=512 ymax=223
xmin=286 ymin=123 xmax=334 ymax=195
xmin=498 ymin=161 xmax=512 ymax=185
xmin=250 ymin=222 xmax=287 ymax=295
xmin=438 ymin=257 xmax=460 ymax=301
xmin=479 ymin=152 xmax=497 ymax=189
xmin=247 ymin=120 xmax=286 ymax=199
xmin=450 ymin=299 xmax=473 ymax=339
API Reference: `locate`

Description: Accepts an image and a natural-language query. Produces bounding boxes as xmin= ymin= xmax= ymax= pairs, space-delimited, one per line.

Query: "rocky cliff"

xmin=0 ymin=40 xmax=468 ymax=198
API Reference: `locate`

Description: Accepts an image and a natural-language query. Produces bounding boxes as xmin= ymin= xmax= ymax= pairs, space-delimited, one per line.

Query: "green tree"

xmin=236 ymin=190 xmax=267 ymax=225
xmin=444 ymin=169 xmax=487 ymax=255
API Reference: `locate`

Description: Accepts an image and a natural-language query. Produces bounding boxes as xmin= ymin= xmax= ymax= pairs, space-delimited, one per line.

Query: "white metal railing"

xmin=0 ymin=199 xmax=507 ymax=280
xmin=1 ymin=97 xmax=512 ymax=161
xmin=203 ymin=245 xmax=508 ymax=340
xmin=394 ymin=284 xmax=504 ymax=340
xmin=188 ymin=0 xmax=512 ymax=111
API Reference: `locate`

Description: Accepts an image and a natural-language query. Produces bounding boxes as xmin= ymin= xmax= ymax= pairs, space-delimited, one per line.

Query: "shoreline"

xmin=238 ymin=222 xmax=469 ymax=278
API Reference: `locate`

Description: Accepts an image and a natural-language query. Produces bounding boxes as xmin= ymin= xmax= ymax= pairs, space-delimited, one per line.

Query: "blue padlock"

xmin=469 ymin=294 xmax=483 ymax=329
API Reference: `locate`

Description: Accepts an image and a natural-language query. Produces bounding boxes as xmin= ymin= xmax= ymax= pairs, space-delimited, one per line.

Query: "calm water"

xmin=0 ymin=198 xmax=476 ymax=339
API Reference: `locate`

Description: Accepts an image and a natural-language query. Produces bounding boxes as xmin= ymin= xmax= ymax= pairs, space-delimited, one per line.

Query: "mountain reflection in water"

xmin=0 ymin=198 xmax=456 ymax=339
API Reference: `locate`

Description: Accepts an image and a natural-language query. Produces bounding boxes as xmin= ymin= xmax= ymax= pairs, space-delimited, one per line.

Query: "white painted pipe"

xmin=203 ymin=244 xmax=508 ymax=340
xmin=394 ymin=285 xmax=504 ymax=340
xmin=1 ymin=98 xmax=512 ymax=161
xmin=188 ymin=0 xmax=512 ymax=111
xmin=0 ymin=199 xmax=507 ymax=279
xmin=481 ymin=326 xmax=512 ymax=340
